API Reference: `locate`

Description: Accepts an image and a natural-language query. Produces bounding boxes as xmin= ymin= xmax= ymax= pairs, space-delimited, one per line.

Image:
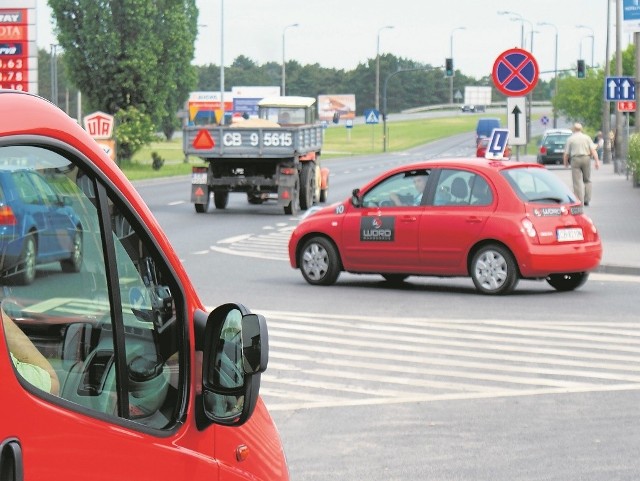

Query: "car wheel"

xmin=382 ymin=274 xmax=408 ymax=284
xmin=15 ymin=235 xmax=37 ymax=285
xmin=299 ymin=236 xmax=340 ymax=285
xmin=61 ymin=229 xmax=83 ymax=273
xmin=214 ymin=191 xmax=229 ymax=209
xmin=546 ymin=272 xmax=589 ymax=292
xmin=470 ymin=244 xmax=519 ymax=295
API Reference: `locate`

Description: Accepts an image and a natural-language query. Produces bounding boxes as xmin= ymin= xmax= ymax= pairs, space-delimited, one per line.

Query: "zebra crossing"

xmin=209 ymin=222 xmax=294 ymax=261
xmin=257 ymin=310 xmax=640 ymax=411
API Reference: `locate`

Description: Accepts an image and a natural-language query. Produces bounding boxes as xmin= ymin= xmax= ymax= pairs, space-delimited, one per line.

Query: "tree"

xmin=48 ymin=0 xmax=198 ymax=158
xmin=553 ymin=69 xmax=603 ymax=129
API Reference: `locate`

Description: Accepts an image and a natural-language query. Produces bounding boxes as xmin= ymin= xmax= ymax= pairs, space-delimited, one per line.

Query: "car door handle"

xmin=466 ymin=216 xmax=483 ymax=223
xmin=400 ymin=216 xmax=417 ymax=222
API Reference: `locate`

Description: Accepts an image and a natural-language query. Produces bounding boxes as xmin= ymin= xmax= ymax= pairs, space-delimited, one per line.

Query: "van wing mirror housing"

xmin=196 ymin=303 xmax=269 ymax=429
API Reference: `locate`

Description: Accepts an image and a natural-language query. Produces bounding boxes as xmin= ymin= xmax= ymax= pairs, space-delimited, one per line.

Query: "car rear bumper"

xmin=518 ymin=241 xmax=602 ymax=277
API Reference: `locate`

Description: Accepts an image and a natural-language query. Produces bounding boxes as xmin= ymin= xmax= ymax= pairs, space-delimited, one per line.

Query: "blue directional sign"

xmin=605 ymin=76 xmax=636 ymax=101
xmin=486 ymin=128 xmax=510 ymax=159
xmin=364 ymin=109 xmax=380 ymax=124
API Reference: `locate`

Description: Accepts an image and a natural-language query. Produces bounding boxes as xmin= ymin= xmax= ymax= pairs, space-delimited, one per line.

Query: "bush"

xmin=151 ymin=151 xmax=165 ymax=171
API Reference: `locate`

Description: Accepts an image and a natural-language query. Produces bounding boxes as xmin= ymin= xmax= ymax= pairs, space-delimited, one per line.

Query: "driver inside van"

xmin=2 ymin=303 xmax=60 ymax=395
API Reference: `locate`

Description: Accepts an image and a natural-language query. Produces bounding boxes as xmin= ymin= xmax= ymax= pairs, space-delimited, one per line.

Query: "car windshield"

xmin=501 ymin=166 xmax=578 ymax=204
xmin=544 ymin=134 xmax=570 ymax=146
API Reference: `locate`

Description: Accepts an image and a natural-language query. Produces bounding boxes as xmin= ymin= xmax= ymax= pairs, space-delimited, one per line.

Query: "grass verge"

xmin=123 ymin=113 xmax=516 ymax=179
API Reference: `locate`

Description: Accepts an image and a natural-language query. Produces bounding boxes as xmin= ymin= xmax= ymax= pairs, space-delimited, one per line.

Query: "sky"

xmin=36 ymin=1 xmax=629 ymax=82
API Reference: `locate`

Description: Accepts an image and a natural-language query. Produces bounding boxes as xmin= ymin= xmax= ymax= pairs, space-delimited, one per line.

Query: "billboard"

xmin=187 ymin=91 xmax=233 ymax=126
xmin=232 ymin=86 xmax=279 ymax=118
xmin=0 ymin=1 xmax=37 ymax=93
xmin=317 ymin=94 xmax=356 ymax=122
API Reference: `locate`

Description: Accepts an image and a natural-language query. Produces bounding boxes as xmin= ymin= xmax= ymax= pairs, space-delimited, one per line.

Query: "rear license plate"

xmin=192 ymin=172 xmax=207 ymax=184
xmin=557 ymin=227 xmax=584 ymax=242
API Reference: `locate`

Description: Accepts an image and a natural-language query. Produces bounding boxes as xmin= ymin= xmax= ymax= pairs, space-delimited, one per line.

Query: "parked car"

xmin=288 ymin=158 xmax=602 ymax=295
xmin=476 ymin=136 xmax=512 ymax=159
xmin=461 ymin=105 xmax=475 ymax=113
xmin=0 ymin=91 xmax=284 ymax=480
xmin=537 ymin=128 xmax=572 ymax=165
xmin=0 ymin=168 xmax=83 ymax=285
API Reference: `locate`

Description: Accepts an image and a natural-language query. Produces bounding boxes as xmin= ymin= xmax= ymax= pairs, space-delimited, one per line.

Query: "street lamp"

xmin=449 ymin=26 xmax=465 ymax=105
xmin=375 ymin=25 xmax=394 ymax=111
xmin=576 ymin=24 xmax=595 ymax=68
xmin=219 ymin=0 xmax=225 ymax=124
xmin=498 ymin=10 xmax=533 ymax=51
xmin=538 ymin=21 xmax=559 ymax=128
xmin=281 ymin=23 xmax=299 ymax=96
xmin=50 ymin=44 xmax=58 ymax=106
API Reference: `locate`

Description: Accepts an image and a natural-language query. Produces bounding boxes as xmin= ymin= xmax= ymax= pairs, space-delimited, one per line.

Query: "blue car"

xmin=0 ymin=169 xmax=83 ymax=285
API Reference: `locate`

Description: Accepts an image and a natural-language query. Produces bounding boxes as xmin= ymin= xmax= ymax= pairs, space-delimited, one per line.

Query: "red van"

xmin=0 ymin=91 xmax=288 ymax=481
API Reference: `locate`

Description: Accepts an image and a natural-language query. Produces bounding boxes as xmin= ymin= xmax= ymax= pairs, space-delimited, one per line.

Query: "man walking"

xmin=563 ymin=122 xmax=600 ymax=206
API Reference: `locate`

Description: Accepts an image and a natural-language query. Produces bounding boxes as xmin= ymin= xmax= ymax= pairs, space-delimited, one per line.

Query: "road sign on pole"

xmin=492 ymin=48 xmax=539 ymax=97
xmin=605 ymin=77 xmax=635 ymax=101
xmin=507 ymin=97 xmax=527 ymax=145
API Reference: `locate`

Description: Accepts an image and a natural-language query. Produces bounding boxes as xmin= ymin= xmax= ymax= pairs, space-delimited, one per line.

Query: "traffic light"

xmin=577 ymin=59 xmax=586 ymax=79
xmin=445 ymin=58 xmax=454 ymax=77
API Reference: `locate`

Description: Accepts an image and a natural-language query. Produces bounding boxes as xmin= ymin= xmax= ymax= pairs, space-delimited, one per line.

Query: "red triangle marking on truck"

xmin=193 ymin=129 xmax=215 ymax=149
xmin=194 ymin=187 xmax=205 ymax=196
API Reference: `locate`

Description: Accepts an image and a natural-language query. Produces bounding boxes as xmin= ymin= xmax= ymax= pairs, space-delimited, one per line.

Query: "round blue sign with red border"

xmin=492 ymin=48 xmax=539 ymax=97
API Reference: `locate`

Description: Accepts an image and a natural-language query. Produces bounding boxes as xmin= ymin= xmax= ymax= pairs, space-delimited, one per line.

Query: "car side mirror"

xmin=351 ymin=188 xmax=361 ymax=208
xmin=197 ymin=303 xmax=268 ymax=429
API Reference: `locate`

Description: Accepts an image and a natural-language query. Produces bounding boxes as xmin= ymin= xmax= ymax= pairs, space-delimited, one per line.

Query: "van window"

xmin=0 ymin=145 xmax=185 ymax=430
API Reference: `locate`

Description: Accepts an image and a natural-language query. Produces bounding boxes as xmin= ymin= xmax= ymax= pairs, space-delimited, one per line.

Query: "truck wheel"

xmin=194 ymin=192 xmax=210 ymax=213
xmin=319 ymin=185 xmax=329 ymax=203
xmin=284 ymin=175 xmax=300 ymax=215
xmin=299 ymin=162 xmax=315 ymax=211
xmin=214 ymin=192 xmax=229 ymax=209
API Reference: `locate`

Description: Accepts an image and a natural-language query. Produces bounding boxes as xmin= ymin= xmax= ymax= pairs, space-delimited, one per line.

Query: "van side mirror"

xmin=197 ymin=303 xmax=268 ymax=429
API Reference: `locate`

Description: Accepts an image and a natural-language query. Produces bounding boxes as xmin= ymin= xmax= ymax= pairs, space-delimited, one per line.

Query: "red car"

xmin=0 ymin=91 xmax=287 ymax=480
xmin=476 ymin=136 xmax=512 ymax=159
xmin=288 ymin=159 xmax=602 ymax=295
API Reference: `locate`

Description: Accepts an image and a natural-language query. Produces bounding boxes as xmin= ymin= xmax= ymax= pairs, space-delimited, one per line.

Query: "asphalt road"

xmin=133 ymin=128 xmax=640 ymax=481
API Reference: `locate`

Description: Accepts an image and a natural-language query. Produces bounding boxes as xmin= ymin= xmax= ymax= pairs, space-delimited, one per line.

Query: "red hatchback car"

xmin=288 ymin=159 xmax=602 ymax=295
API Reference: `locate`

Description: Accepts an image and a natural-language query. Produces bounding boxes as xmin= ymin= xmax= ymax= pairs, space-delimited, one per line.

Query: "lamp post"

xmin=375 ymin=25 xmax=394 ymax=111
xmin=281 ymin=23 xmax=299 ymax=96
xmin=538 ymin=21 xmax=559 ymax=128
xmin=219 ymin=0 xmax=225 ymax=124
xmin=576 ymin=24 xmax=595 ymax=68
xmin=50 ymin=44 xmax=58 ymax=106
xmin=449 ymin=26 xmax=465 ymax=105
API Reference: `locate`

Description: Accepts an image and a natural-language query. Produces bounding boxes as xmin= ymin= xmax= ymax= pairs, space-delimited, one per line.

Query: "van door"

xmin=0 ymin=144 xmax=218 ymax=480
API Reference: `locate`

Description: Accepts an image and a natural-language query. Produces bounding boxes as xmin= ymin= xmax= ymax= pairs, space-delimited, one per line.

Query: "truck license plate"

xmin=192 ymin=172 xmax=207 ymax=184
xmin=557 ymin=227 xmax=583 ymax=242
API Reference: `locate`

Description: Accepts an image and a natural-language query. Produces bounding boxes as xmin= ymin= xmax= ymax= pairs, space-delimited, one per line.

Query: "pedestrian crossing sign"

xmin=364 ymin=109 xmax=380 ymax=124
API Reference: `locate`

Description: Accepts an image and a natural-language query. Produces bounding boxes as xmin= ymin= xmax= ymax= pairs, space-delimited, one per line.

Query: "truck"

xmin=184 ymin=96 xmax=330 ymax=215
